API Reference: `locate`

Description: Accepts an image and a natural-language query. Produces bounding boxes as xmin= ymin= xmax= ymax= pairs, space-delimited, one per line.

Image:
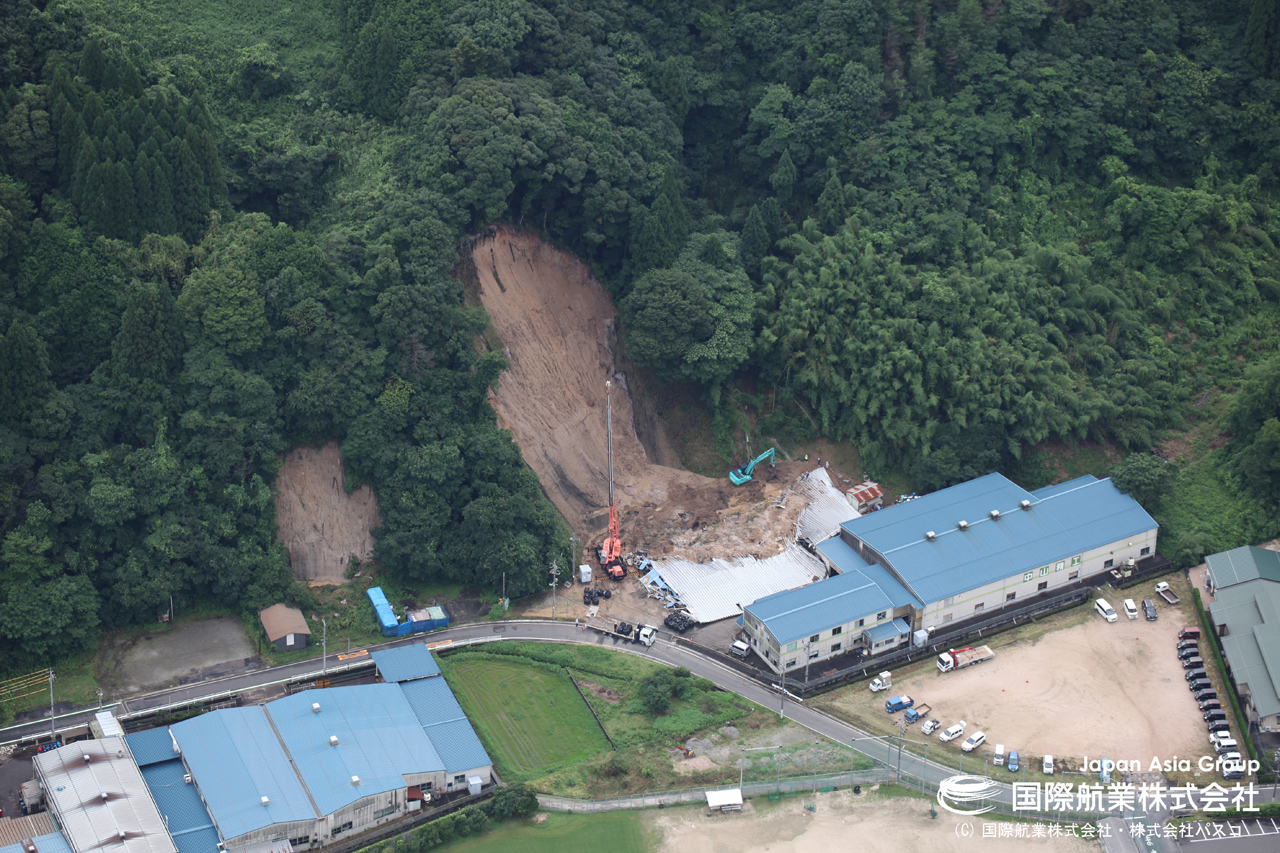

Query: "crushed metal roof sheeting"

xmin=33 ymin=737 xmax=177 ymax=853
xmin=651 ymin=543 xmax=827 ymax=624
xmin=793 ymin=467 xmax=859 ymax=545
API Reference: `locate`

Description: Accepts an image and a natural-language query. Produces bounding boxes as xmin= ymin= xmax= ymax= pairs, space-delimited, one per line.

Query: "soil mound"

xmin=472 ymin=228 xmax=811 ymax=560
xmin=274 ymin=442 xmax=379 ymax=584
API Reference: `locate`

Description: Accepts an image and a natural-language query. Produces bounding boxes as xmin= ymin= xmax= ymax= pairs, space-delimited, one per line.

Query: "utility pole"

xmin=803 ymin=639 xmax=813 ymax=688
xmin=549 ymin=560 xmax=561 ymax=619
xmin=321 ymin=618 xmax=327 ymax=676
xmin=48 ymin=669 xmax=56 ymax=743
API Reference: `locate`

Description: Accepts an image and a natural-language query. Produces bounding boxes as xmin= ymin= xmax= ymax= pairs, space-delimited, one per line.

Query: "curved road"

xmin=1 ymin=620 xmax=1008 ymax=805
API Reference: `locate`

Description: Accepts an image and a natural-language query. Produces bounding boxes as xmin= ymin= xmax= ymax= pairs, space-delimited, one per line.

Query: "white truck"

xmin=869 ymin=671 xmax=892 ymax=692
xmin=637 ymin=625 xmax=657 ymax=647
xmin=937 ymin=646 xmax=994 ymax=673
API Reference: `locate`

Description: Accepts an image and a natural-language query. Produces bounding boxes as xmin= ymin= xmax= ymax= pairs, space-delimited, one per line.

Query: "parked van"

xmin=1185 ymin=668 xmax=1207 ymax=682
xmin=1189 ymin=679 xmax=1212 ymax=693
xmin=1182 ymin=657 xmax=1204 ymax=671
xmin=1123 ymin=599 xmax=1139 ymax=620
xmin=1179 ymin=627 xmax=1202 ymax=641
xmin=1215 ymin=738 xmax=1239 ymax=754
xmin=1177 ymin=639 xmax=1199 ymax=652
xmin=1209 ymin=730 xmax=1233 ymax=748
xmin=1095 ymin=599 xmax=1118 ymax=623
xmin=993 ymin=744 xmax=1006 ymax=766
xmin=730 ymin=640 xmax=750 ymax=658
xmin=1205 ymin=711 xmax=1228 ymax=724
xmin=1194 ymin=688 xmax=1218 ymax=702
xmin=961 ymin=732 xmax=986 ymax=752
xmin=1199 ymin=699 xmax=1222 ymax=712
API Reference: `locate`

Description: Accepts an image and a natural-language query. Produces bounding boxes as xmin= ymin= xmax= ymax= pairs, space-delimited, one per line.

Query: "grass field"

xmin=444 ymin=658 xmax=611 ymax=780
xmin=439 ymin=812 xmax=650 ymax=853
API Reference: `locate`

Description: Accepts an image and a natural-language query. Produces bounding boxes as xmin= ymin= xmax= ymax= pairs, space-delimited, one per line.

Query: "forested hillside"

xmin=1 ymin=0 xmax=1278 ymax=668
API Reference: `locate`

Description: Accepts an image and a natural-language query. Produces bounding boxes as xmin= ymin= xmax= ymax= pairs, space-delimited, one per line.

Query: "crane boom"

xmin=601 ymin=381 xmax=624 ymax=578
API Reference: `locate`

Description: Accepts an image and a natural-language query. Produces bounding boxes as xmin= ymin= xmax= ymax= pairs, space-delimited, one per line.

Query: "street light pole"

xmin=48 ymin=669 xmax=56 ymax=742
xmin=549 ymin=560 xmax=561 ymax=620
xmin=321 ymin=617 xmax=327 ymax=676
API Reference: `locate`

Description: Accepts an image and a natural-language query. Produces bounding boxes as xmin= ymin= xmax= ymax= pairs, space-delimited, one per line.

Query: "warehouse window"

xmin=1104 ymin=559 xmax=1114 ymax=569
xmin=831 ymin=643 xmax=841 ymax=653
xmin=810 ymin=634 xmax=820 ymax=643
xmin=1141 ymin=547 xmax=1150 ymax=556
xmin=454 ymin=774 xmax=466 ymax=785
xmin=1006 ymin=592 xmax=1017 ymax=601
xmin=974 ymin=603 xmax=985 ymax=613
xmin=832 ymin=626 xmax=842 ymax=636
xmin=331 ymin=823 xmax=353 ymax=839
xmin=289 ymin=838 xmax=310 ymax=848
xmin=374 ymin=805 xmax=396 ymax=819
xmin=1038 ymin=581 xmax=1048 ymax=591
xmin=785 ymin=658 xmax=796 ymax=668
xmin=856 ymin=618 xmax=864 ymax=627
xmin=808 ymin=649 xmax=820 ymax=660
xmin=876 ymin=611 xmax=887 ymax=621
xmin=788 ymin=642 xmax=798 ymax=652
xmin=943 ymin=596 xmax=954 ymax=607
xmin=1069 ymin=571 xmax=1079 ymax=580
xmin=942 ymin=613 xmax=953 ymax=623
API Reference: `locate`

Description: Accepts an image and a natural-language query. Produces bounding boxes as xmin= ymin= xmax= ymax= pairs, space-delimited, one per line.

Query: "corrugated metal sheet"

xmin=0 ymin=829 xmax=69 ymax=853
xmin=746 ymin=548 xmax=914 ymax=646
xmin=1029 ymin=475 xmax=1098 ymax=500
xmin=0 ymin=816 xmax=57 ymax=849
xmin=125 ymin=729 xmax=178 ymax=769
xmin=171 ymin=828 xmax=221 ymax=853
xmin=1206 ymin=545 xmax=1280 ymax=589
xmin=94 ymin=711 xmax=123 ymax=739
xmin=397 ymin=680 xmax=491 ymax=775
xmin=226 ymin=840 xmax=292 ymax=853
xmin=841 ymin=472 xmax=1032 ymax=549
xmin=1210 ymin=582 xmax=1280 ymax=718
xmin=170 ymin=708 xmax=317 ymax=841
xmin=265 ymin=685 xmax=444 ymax=816
xmin=652 ymin=544 xmax=827 ymax=624
xmin=138 ymin=760 xmax=217 ymax=840
xmin=794 ymin=467 xmax=858 ymax=545
xmin=815 ymin=539 xmax=920 ymax=608
xmin=33 ymin=737 xmax=177 ymax=853
xmin=370 ymin=644 xmax=442 ymax=683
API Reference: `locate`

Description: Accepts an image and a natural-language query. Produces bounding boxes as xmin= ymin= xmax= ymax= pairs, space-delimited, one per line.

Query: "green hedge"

xmin=357 ymin=785 xmax=538 ymax=853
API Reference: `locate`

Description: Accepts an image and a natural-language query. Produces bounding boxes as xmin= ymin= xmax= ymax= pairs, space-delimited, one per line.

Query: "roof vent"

xmin=83 ymin=754 xmax=92 ymax=763
xmin=329 ymin=735 xmax=339 ymax=747
xmin=312 ymin=703 xmax=321 ymax=714
xmin=1020 ymin=500 xmax=1031 ymax=510
xmin=351 ymin=776 xmax=361 ymax=786
xmin=118 ymin=832 xmax=127 ymax=842
xmin=100 ymin=792 xmax=109 ymax=802
xmin=25 ymin=844 xmax=36 ymax=853
xmin=957 ymin=520 xmax=969 ymax=530
xmin=261 ymin=796 xmax=270 ymax=807
xmin=925 ymin=531 xmax=936 ymax=541
xmin=183 ymin=774 xmax=193 ymax=785
xmin=1126 ymin=558 xmax=1135 ymax=568
xmin=989 ymin=510 xmax=1001 ymax=520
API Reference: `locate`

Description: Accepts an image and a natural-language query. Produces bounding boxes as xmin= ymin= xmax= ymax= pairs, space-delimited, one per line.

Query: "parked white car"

xmin=1042 ymin=754 xmax=1054 ymax=775
xmin=1123 ymin=599 xmax=1139 ymax=620
xmin=961 ymin=731 xmax=987 ymax=752
xmin=938 ymin=722 xmax=967 ymax=743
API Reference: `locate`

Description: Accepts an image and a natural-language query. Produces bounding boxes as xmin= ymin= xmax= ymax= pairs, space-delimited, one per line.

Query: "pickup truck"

xmin=937 ymin=646 xmax=994 ymax=673
xmin=904 ymin=704 xmax=932 ymax=723
xmin=885 ymin=695 xmax=914 ymax=713
xmin=1155 ymin=582 xmax=1181 ymax=605
xmin=921 ymin=719 xmax=941 ymax=735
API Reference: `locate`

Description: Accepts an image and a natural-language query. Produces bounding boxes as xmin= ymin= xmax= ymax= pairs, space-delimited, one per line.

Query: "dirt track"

xmin=472 ymin=228 xmax=815 ymax=561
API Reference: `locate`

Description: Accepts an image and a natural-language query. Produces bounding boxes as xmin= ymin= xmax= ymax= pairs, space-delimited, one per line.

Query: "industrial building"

xmin=1204 ymin=545 xmax=1280 ymax=733
xmin=741 ymin=473 xmax=1158 ymax=675
xmin=24 ymin=646 xmax=489 ymax=853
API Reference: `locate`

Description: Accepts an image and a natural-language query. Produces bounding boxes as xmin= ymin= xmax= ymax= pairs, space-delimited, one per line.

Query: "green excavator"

xmin=729 ymin=446 xmax=775 ymax=485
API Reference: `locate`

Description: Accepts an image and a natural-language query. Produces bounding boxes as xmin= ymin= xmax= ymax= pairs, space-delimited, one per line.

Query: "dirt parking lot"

xmin=650 ymin=789 xmax=1097 ymax=853
xmin=817 ymin=577 xmax=1222 ymax=777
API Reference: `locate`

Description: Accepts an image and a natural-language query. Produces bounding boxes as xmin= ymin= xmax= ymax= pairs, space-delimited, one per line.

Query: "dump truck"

xmin=1155 ymin=582 xmax=1180 ymax=605
xmin=869 ymin=671 xmax=892 ymax=692
xmin=904 ymin=703 xmax=932 ymax=723
xmin=937 ymin=646 xmax=994 ymax=673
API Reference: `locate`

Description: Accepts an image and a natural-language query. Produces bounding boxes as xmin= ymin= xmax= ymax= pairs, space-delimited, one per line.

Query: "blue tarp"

xmin=367 ymin=587 xmax=399 ymax=636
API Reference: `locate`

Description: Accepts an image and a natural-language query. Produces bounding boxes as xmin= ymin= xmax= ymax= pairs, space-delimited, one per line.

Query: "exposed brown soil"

xmin=579 ymin=681 xmax=624 ymax=704
xmin=471 ymin=227 xmax=820 ymax=561
xmin=274 ymin=442 xmax=380 ymax=585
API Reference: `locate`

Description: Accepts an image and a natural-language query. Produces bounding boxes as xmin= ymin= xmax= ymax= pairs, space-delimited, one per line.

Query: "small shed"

xmin=258 ymin=603 xmax=311 ymax=651
xmin=705 ymin=788 xmax=743 ymax=813
xmin=846 ymin=481 xmax=885 ymax=514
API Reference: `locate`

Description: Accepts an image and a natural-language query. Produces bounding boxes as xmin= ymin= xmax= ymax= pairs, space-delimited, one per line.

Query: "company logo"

xmin=937 ymin=774 xmax=1000 ymax=816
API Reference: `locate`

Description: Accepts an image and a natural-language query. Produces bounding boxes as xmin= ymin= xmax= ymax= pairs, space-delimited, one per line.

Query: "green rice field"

xmin=444 ymin=657 xmax=611 ymax=779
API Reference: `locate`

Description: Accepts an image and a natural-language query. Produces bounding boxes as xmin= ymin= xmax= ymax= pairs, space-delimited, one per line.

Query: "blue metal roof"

xmin=1029 ymin=475 xmax=1098 ymax=500
xmin=127 ymin=727 xmax=179 ymax=767
xmin=170 ymin=707 xmax=317 ymax=839
xmin=371 ymin=644 xmax=442 ymax=683
xmin=0 ymin=833 xmax=71 ymax=853
xmin=265 ymin=685 xmax=444 ymax=817
xmin=746 ymin=542 xmax=916 ymax=646
xmin=398 ymin=678 xmax=492 ymax=773
xmin=854 ymin=475 xmax=1157 ymax=604
xmin=865 ymin=617 xmax=911 ymax=643
xmin=139 ymin=759 xmax=220 ymax=853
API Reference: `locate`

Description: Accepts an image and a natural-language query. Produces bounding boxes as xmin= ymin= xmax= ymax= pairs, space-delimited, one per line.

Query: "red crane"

xmin=601 ymin=380 xmax=625 ymax=579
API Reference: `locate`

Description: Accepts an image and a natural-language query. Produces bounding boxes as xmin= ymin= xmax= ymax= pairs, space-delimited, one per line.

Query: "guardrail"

xmin=537 ymin=770 xmax=889 ymax=812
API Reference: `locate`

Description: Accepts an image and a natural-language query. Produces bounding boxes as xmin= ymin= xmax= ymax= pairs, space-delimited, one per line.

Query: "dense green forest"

xmin=1 ymin=0 xmax=1279 ymax=669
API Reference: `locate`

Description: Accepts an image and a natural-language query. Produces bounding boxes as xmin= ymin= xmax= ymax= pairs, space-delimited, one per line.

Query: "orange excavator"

xmin=601 ymin=381 xmax=625 ymax=579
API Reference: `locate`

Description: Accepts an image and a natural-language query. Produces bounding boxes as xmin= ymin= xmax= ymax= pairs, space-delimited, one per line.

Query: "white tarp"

xmin=706 ymin=788 xmax=743 ymax=810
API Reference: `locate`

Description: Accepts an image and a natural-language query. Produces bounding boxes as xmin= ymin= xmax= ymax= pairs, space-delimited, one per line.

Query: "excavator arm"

xmin=729 ymin=447 xmax=776 ymax=485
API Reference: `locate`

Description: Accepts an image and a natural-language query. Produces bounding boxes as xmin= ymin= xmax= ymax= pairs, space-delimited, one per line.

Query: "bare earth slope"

xmin=472 ymin=228 xmax=809 ymax=560
xmin=274 ymin=442 xmax=379 ymax=584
